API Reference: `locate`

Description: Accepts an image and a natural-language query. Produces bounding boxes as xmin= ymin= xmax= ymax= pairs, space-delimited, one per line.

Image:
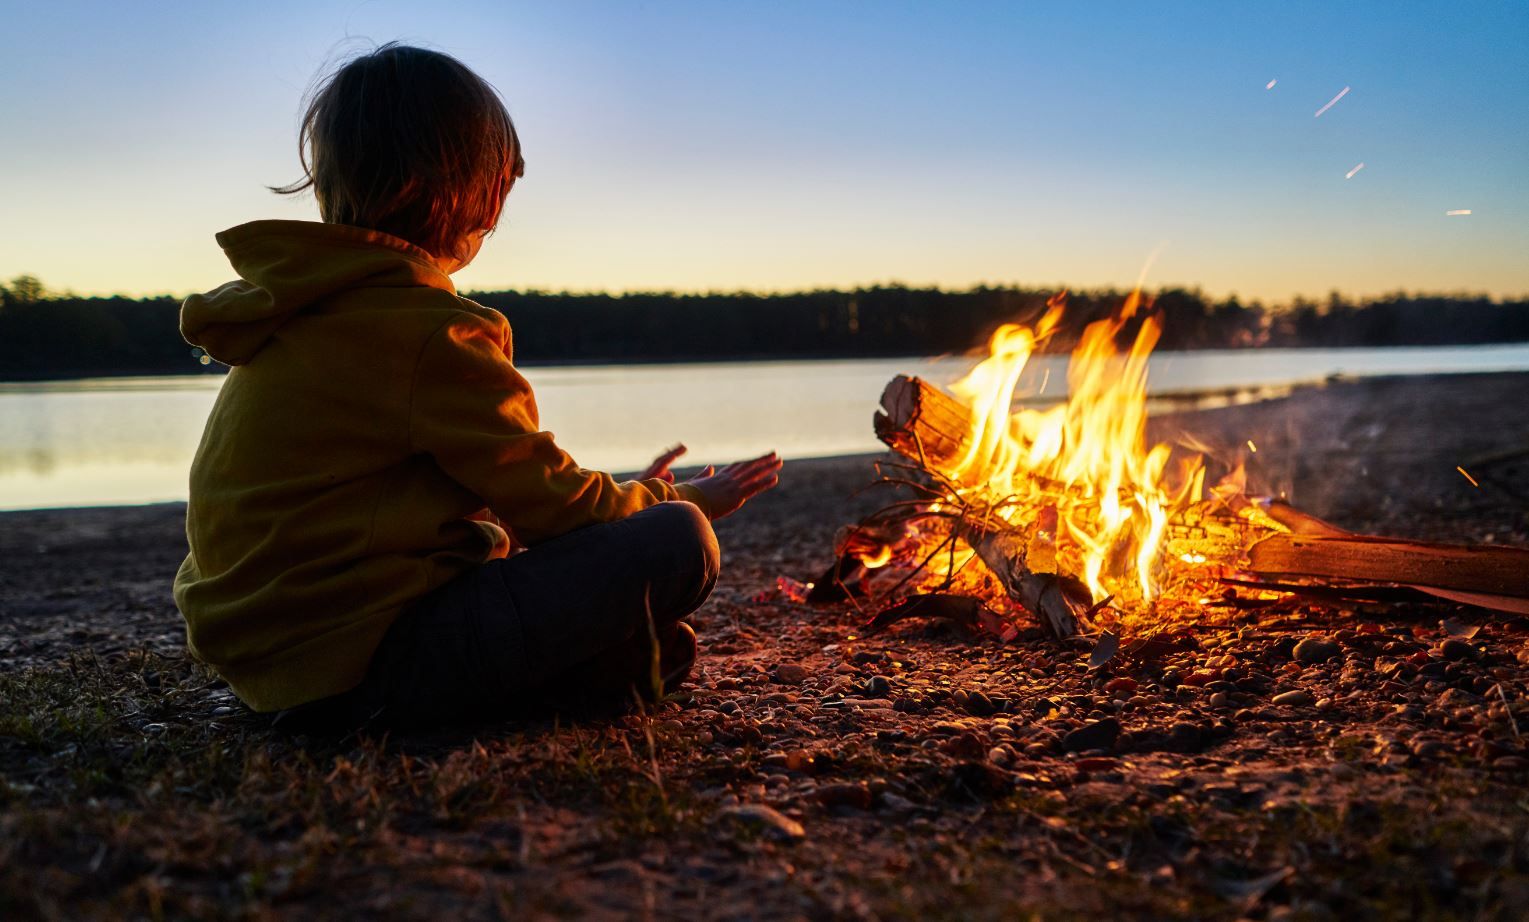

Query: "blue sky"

xmin=2 ymin=1 xmax=1525 ymax=300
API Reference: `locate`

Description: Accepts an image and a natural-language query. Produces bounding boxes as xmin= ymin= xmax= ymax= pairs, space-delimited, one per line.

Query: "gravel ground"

xmin=3 ymin=372 xmax=1529 ymax=920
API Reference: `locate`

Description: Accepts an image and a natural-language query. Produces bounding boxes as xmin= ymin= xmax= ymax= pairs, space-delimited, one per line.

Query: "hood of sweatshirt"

xmin=181 ymin=220 xmax=456 ymax=365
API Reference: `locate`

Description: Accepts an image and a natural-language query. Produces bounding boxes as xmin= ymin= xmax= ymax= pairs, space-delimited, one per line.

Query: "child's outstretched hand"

xmin=639 ymin=444 xmax=689 ymax=483
xmin=683 ymin=452 xmax=782 ymax=520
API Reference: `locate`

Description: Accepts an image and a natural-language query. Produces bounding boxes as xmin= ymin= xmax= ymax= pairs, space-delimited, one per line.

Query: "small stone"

xmin=862 ymin=675 xmax=892 ymax=697
xmin=879 ymin=792 xmax=918 ymax=812
xmin=1104 ymin=677 xmax=1138 ymax=696
xmin=813 ymin=782 xmax=874 ymax=810
xmin=1062 ymin=717 xmax=1121 ymax=753
xmin=940 ymin=731 xmax=990 ymax=760
xmin=1294 ymin=636 xmax=1341 ymax=664
xmin=947 ymin=761 xmax=1014 ymax=799
xmin=965 ymin=691 xmax=996 ymax=717
xmin=1272 ymin=690 xmax=1314 ymax=707
xmin=773 ymin=664 xmax=809 ymax=685
xmin=1169 ymin=722 xmax=1202 ymax=748
xmin=1439 ymin=639 xmax=1477 ymax=662
xmin=1412 ymin=740 xmax=1448 ymax=759
xmin=210 ymin=706 xmax=235 ymax=717
xmin=717 ymin=804 xmax=806 ymax=841
xmin=1209 ymin=692 xmax=1231 ymax=708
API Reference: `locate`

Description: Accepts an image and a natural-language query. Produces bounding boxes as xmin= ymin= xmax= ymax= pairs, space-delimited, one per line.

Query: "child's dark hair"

xmin=273 ymin=43 xmax=524 ymax=262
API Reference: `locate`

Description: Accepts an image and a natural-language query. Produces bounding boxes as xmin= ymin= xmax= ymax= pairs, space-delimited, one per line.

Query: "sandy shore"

xmin=4 ymin=371 xmax=1524 ymax=673
xmin=4 ymin=372 xmax=1529 ymax=918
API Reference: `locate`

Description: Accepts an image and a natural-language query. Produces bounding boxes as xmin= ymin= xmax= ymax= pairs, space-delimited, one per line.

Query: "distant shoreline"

xmin=7 ymin=339 xmax=1529 ymax=387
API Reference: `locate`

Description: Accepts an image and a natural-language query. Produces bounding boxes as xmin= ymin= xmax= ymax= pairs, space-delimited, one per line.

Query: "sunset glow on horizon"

xmin=2 ymin=1 xmax=1526 ymax=303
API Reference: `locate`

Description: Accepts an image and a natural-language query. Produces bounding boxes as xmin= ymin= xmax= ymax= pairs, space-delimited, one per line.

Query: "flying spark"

xmin=1247 ymin=440 xmax=1258 ymax=453
xmin=1266 ymin=79 xmax=1277 ymax=90
xmin=1345 ymin=162 xmax=1365 ymax=179
xmin=1314 ymin=86 xmax=1350 ymax=118
xmin=1457 ymin=466 xmax=1480 ymax=487
xmin=1446 ymin=209 xmax=1472 ymax=216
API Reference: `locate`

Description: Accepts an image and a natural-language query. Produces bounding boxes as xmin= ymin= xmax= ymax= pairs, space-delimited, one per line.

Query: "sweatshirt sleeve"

xmin=408 ymin=310 xmax=708 ymax=545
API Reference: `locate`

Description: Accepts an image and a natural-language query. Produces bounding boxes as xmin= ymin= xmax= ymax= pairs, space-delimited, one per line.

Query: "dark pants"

xmin=278 ymin=501 xmax=719 ymax=731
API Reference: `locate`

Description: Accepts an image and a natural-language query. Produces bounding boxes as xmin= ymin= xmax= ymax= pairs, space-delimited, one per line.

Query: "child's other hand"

xmin=683 ymin=452 xmax=782 ymax=520
xmin=639 ymin=444 xmax=688 ymax=483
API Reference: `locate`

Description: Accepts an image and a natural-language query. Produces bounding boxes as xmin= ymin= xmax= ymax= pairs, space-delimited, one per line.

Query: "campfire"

xmin=810 ymin=291 xmax=1529 ymax=643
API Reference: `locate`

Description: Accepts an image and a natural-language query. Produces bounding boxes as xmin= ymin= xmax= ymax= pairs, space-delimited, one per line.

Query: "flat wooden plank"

xmin=1248 ymin=534 xmax=1529 ymax=597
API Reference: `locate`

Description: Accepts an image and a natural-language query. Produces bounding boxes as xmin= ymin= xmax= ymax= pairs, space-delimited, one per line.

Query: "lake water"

xmin=4 ymin=343 xmax=1529 ymax=511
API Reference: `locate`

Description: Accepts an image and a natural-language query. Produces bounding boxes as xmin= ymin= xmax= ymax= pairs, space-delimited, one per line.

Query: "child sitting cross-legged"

xmin=173 ymin=44 xmax=781 ymax=729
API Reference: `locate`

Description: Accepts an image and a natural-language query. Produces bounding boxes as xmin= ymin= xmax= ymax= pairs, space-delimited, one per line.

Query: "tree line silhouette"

xmin=2 ymin=273 xmax=1527 ymax=381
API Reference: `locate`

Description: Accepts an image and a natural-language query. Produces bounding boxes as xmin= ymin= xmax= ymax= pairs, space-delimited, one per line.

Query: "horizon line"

xmin=8 ymin=277 xmax=1529 ymax=306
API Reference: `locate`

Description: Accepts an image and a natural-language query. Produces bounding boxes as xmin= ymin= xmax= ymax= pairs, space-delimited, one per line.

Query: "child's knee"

xmin=644 ymin=500 xmax=720 ymax=595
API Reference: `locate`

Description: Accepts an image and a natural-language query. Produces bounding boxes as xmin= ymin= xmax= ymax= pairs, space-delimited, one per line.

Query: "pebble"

xmin=1169 ymin=722 xmax=1202 ymax=748
xmin=717 ymin=804 xmax=806 ymax=841
xmin=1104 ymin=677 xmax=1138 ymax=695
xmin=862 ymin=675 xmax=892 ymax=697
xmin=773 ymin=664 xmax=809 ymax=685
xmin=1293 ymin=636 xmax=1341 ymax=664
xmin=1440 ymin=639 xmax=1477 ymax=662
xmin=785 ymin=750 xmax=816 ymax=772
xmin=1272 ymin=690 xmax=1314 ymax=707
xmin=964 ymin=690 xmax=996 ymax=716
xmin=1062 ymin=717 xmax=1120 ymax=753
xmin=813 ymin=782 xmax=874 ymax=810
xmin=210 ymin=706 xmax=234 ymax=717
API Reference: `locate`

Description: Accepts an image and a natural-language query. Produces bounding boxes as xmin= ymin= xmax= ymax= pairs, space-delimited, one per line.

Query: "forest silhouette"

xmin=2 ymin=273 xmax=1527 ymax=381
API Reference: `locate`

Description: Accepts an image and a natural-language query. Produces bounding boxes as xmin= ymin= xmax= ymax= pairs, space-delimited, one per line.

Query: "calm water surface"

xmin=5 ymin=344 xmax=1529 ymax=511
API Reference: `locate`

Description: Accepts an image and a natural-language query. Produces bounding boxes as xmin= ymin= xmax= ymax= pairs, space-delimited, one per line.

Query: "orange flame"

xmin=942 ymin=291 xmax=1202 ymax=606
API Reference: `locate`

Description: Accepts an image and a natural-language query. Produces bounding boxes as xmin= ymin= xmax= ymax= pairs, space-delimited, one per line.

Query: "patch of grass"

xmin=0 ymin=651 xmax=717 ymax=918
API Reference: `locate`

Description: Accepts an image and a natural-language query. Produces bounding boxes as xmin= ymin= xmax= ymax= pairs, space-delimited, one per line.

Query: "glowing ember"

xmin=1314 ymin=86 xmax=1350 ymax=118
xmin=1345 ymin=163 xmax=1365 ymax=179
xmin=1458 ymin=466 xmax=1480 ymax=487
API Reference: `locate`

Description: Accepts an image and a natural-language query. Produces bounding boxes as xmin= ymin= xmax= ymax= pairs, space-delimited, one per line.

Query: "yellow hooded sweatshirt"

xmin=174 ymin=220 xmax=706 ymax=712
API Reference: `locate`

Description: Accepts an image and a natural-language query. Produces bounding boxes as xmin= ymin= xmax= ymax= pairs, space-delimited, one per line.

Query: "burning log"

xmin=874 ymin=374 xmax=982 ymax=481
xmin=874 ymin=374 xmax=1093 ymax=638
xmin=957 ymin=521 xmax=1091 ymax=639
